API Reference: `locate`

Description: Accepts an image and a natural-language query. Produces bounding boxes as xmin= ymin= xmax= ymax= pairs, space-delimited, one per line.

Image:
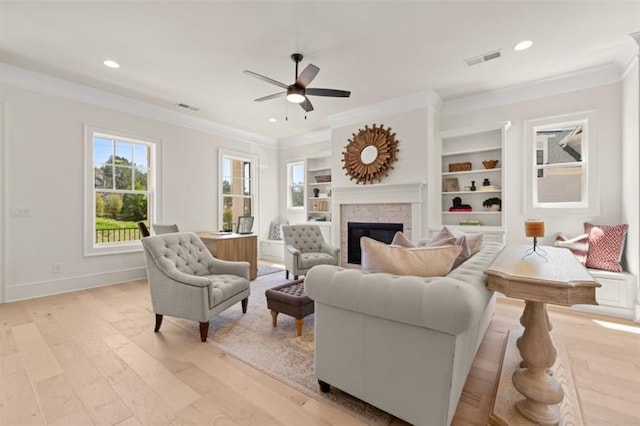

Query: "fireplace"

xmin=347 ymin=222 xmax=403 ymax=264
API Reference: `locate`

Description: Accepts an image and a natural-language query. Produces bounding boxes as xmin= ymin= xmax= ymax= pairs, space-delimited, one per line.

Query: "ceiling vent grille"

xmin=464 ymin=49 xmax=502 ymax=67
xmin=177 ymin=103 xmax=200 ymax=112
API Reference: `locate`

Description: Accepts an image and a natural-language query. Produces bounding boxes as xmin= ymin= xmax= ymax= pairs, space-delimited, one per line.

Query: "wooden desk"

xmin=485 ymin=245 xmax=599 ymax=425
xmin=198 ymin=233 xmax=258 ymax=281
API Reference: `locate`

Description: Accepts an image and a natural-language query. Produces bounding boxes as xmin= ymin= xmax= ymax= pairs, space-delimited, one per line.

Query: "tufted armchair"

xmin=281 ymin=224 xmax=340 ymax=280
xmin=141 ymin=232 xmax=250 ymax=342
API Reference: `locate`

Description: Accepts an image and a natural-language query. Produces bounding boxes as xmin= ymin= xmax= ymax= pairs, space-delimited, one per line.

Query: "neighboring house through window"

xmin=220 ymin=151 xmax=256 ymax=232
xmin=84 ymin=126 xmax=160 ymax=255
xmin=524 ymin=110 xmax=598 ymax=215
xmin=287 ymin=161 xmax=305 ymax=210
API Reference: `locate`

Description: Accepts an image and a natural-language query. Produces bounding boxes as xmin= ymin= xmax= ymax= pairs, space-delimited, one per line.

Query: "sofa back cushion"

xmin=361 ymin=237 xmax=462 ymax=277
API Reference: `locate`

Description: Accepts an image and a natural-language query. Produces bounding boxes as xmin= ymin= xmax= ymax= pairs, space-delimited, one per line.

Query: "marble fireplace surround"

xmin=331 ymin=182 xmax=425 ymax=267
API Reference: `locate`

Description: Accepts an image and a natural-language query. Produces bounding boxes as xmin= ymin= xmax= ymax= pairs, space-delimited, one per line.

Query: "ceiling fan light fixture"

xmin=286 ymin=86 xmax=305 ymax=104
xmin=103 ymin=59 xmax=120 ymax=69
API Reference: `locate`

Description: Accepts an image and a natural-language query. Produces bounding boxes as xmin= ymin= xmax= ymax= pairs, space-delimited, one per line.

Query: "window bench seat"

xmin=260 ymin=239 xmax=284 ymax=262
xmin=573 ymin=269 xmax=638 ymax=322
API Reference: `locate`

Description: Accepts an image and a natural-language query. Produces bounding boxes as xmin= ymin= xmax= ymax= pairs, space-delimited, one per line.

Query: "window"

xmin=524 ymin=111 xmax=598 ymax=215
xmin=84 ymin=126 xmax=159 ymax=255
xmin=220 ymin=151 xmax=256 ymax=232
xmin=287 ymin=161 xmax=305 ymax=209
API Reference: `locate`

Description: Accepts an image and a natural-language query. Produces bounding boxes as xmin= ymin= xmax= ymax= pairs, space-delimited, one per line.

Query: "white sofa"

xmin=305 ymin=241 xmax=503 ymax=426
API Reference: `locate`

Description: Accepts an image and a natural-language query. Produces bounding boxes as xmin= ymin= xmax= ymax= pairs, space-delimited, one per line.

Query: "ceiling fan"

xmin=243 ymin=53 xmax=351 ymax=113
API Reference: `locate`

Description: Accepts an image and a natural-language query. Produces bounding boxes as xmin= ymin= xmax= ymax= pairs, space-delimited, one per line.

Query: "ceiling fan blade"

xmin=243 ymin=70 xmax=288 ymax=89
xmin=295 ymin=64 xmax=319 ymax=88
xmin=299 ymin=97 xmax=314 ymax=112
xmin=254 ymin=92 xmax=286 ymax=102
xmin=306 ymin=88 xmax=351 ymax=98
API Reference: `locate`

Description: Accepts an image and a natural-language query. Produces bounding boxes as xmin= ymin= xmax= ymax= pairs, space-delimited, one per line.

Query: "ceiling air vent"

xmin=176 ymin=103 xmax=200 ymax=112
xmin=464 ymin=49 xmax=502 ymax=67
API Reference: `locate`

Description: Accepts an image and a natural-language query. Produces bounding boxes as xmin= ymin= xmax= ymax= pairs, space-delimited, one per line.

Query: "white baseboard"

xmin=572 ymin=304 xmax=635 ymax=321
xmin=5 ymin=267 xmax=146 ymax=302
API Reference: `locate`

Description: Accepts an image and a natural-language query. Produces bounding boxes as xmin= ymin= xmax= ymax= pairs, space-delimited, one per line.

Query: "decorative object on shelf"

xmin=313 ymin=188 xmax=320 ymax=197
xmin=463 ymin=186 xmax=471 ymax=191
xmin=523 ymin=219 xmax=547 ymax=260
xmin=470 ymin=180 xmax=477 ymax=191
xmin=459 ymin=219 xmax=483 ymax=226
xmin=482 ymin=197 xmax=502 ymax=211
xmin=478 ymin=184 xmax=501 ymax=191
xmin=448 ymin=162 xmax=472 ymax=172
xmin=342 ymin=123 xmax=399 ymax=184
xmin=482 ymin=159 xmax=499 ymax=169
xmin=449 ymin=197 xmax=472 ymax=212
xmin=483 ymin=178 xmax=491 ymax=186
xmin=443 ymin=177 xmax=459 ymax=192
xmin=315 ymin=174 xmax=331 ymax=183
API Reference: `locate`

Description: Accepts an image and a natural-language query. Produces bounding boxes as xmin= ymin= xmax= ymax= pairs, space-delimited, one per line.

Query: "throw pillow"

xmin=584 ymin=223 xmax=628 ymax=272
xmin=360 ymin=237 xmax=462 ymax=277
xmin=447 ymin=227 xmax=484 ymax=255
xmin=554 ymin=233 xmax=589 ymax=265
xmin=390 ymin=231 xmax=415 ymax=248
xmin=268 ymin=221 xmax=288 ymax=240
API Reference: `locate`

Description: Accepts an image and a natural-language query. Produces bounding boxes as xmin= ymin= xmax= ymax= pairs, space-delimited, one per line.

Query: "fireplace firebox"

xmin=347 ymin=222 xmax=403 ymax=264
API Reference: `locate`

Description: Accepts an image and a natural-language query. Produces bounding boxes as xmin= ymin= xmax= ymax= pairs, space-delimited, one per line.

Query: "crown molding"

xmin=0 ymin=63 xmax=278 ymax=148
xmin=278 ymin=128 xmax=331 ymax=149
xmin=328 ymin=89 xmax=442 ymax=130
xmin=441 ymin=63 xmax=624 ymax=117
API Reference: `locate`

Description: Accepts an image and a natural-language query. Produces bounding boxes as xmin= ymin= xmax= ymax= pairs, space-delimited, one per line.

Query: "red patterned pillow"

xmin=584 ymin=223 xmax=628 ymax=272
xmin=554 ymin=233 xmax=589 ymax=265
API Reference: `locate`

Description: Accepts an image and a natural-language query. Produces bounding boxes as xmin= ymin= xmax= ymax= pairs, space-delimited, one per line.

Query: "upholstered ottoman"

xmin=265 ymin=279 xmax=314 ymax=336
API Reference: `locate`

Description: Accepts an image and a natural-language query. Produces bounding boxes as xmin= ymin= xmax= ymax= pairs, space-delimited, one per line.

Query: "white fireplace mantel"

xmin=331 ymin=182 xmax=426 ymax=245
xmin=332 ymin=182 xmax=426 ymax=205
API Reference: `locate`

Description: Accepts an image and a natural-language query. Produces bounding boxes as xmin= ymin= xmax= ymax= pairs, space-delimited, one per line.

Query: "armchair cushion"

xmin=205 ymin=274 xmax=251 ymax=309
xmin=298 ymin=252 xmax=338 ymax=269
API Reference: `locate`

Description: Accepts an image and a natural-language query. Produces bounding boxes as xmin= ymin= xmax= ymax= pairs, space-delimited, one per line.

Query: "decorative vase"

xmin=483 ymin=178 xmax=491 ymax=186
xmin=313 ymin=188 xmax=320 ymax=197
xmin=470 ymin=181 xmax=477 ymax=191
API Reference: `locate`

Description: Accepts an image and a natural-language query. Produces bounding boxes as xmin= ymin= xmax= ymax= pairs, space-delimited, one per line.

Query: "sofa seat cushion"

xmin=298 ymin=252 xmax=338 ymax=269
xmin=205 ymin=274 xmax=249 ymax=309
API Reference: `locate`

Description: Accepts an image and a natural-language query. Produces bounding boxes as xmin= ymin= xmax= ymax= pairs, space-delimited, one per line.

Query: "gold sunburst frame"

xmin=342 ymin=124 xmax=399 ymax=184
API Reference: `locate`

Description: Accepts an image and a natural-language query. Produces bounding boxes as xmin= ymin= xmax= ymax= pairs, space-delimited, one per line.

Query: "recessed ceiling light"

xmin=268 ymin=118 xmax=277 ymax=123
xmin=513 ymin=40 xmax=533 ymax=51
xmin=103 ymin=59 xmax=120 ymax=69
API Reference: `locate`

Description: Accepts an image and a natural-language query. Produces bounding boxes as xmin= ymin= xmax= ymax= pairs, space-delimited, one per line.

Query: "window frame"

xmin=523 ymin=110 xmax=599 ymax=216
xmin=286 ymin=161 xmax=306 ymax=210
xmin=84 ymin=125 xmax=162 ymax=256
xmin=218 ymin=150 xmax=258 ymax=232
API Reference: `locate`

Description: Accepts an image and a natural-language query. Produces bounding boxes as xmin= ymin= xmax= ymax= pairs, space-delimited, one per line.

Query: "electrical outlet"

xmin=11 ymin=207 xmax=32 ymax=218
xmin=52 ymin=263 xmax=63 ymax=274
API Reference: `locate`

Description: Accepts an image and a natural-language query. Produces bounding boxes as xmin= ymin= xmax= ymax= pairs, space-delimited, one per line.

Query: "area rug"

xmin=256 ymin=264 xmax=285 ymax=277
xmin=169 ymin=272 xmax=398 ymax=425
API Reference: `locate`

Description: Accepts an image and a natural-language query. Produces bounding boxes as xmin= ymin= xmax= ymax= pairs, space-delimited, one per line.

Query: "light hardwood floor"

xmin=1 ymin=279 xmax=639 ymax=425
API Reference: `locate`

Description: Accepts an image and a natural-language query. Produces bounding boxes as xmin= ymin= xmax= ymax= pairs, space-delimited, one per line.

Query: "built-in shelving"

xmin=435 ymin=122 xmax=510 ymax=237
xmin=306 ymin=157 xmax=332 ymax=223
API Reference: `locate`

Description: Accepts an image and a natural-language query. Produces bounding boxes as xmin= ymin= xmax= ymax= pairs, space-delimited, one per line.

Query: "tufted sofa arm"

xmin=306 ymin=265 xmax=488 ymax=336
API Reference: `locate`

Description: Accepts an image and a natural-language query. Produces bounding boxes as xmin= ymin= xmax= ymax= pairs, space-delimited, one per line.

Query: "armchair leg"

xmin=286 ymin=270 xmax=289 ymax=279
xmin=154 ymin=314 xmax=163 ymax=332
xmin=241 ymin=297 xmax=248 ymax=314
xmin=199 ymin=322 xmax=209 ymax=342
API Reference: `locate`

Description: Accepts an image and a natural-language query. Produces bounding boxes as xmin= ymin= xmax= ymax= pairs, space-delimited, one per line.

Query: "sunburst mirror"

xmin=342 ymin=124 xmax=399 ymax=184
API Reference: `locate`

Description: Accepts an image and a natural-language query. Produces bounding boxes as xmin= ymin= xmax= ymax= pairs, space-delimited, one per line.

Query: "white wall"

xmin=621 ymin=55 xmax=639 ymax=319
xmin=440 ymin=83 xmax=623 ymax=248
xmin=1 ymin=84 xmax=278 ymax=301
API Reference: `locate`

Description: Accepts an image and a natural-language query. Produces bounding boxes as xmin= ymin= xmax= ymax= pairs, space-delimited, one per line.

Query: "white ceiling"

xmin=1 ymin=1 xmax=638 ymax=140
